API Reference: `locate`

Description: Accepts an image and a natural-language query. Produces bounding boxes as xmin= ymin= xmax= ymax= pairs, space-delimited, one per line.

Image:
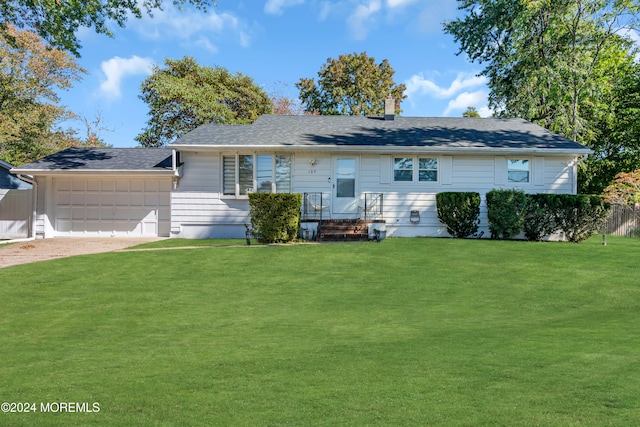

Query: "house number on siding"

xmin=308 ymin=169 xmax=317 ymax=174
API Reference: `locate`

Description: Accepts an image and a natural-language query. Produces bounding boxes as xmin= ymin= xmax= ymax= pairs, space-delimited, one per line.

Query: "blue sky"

xmin=61 ymin=0 xmax=491 ymax=148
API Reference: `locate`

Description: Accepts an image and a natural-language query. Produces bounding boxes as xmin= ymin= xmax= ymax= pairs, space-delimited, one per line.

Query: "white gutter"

xmin=8 ymin=169 xmax=176 ymax=176
xmin=170 ymin=144 xmax=593 ymax=157
xmin=16 ymin=174 xmax=37 ymax=240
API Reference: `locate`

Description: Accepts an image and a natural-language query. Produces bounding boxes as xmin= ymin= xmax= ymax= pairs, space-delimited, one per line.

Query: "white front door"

xmin=332 ymin=157 xmax=358 ymax=215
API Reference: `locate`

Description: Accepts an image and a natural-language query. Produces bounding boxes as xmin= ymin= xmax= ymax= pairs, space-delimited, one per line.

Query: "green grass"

xmin=1 ymin=236 xmax=639 ymax=426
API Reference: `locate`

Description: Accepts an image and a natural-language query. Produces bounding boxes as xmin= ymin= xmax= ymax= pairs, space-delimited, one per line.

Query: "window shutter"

xmin=440 ymin=156 xmax=452 ymax=185
xmin=494 ymin=157 xmax=507 ymax=185
xmin=379 ymin=155 xmax=390 ymax=184
xmin=533 ymin=157 xmax=544 ymax=186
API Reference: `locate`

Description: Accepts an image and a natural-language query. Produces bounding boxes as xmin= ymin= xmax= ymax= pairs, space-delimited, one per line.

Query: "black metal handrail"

xmin=302 ymin=192 xmax=330 ymax=221
xmin=362 ymin=193 xmax=383 ymax=222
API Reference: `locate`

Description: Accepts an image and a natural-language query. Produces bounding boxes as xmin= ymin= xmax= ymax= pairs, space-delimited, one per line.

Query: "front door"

xmin=332 ymin=157 xmax=358 ymax=215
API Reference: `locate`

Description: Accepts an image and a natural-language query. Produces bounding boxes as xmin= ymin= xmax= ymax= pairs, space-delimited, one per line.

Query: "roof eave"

xmin=9 ymin=169 xmax=175 ymax=176
xmin=170 ymin=144 xmax=593 ymax=156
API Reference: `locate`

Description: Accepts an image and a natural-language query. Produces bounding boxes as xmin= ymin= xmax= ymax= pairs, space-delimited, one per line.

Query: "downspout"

xmin=17 ymin=174 xmax=37 ymax=239
xmin=171 ymin=149 xmax=181 ymax=189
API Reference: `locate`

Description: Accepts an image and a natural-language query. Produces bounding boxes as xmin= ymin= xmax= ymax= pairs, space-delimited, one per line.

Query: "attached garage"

xmin=53 ymin=177 xmax=170 ymax=237
xmin=11 ymin=148 xmax=175 ymax=238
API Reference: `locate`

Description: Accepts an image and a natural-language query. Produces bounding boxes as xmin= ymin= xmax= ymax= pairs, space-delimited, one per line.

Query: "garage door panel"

xmin=116 ymin=181 xmax=129 ymax=192
xmin=145 ymin=181 xmax=159 ymax=191
xmin=101 ymin=181 xmax=115 ymax=191
xmin=115 ymin=193 xmax=130 ymax=206
xmin=56 ymin=207 xmax=71 ymax=220
xmin=54 ymin=178 xmax=169 ymax=237
xmin=114 ymin=207 xmax=133 ymax=220
xmin=86 ymin=193 xmax=101 ymax=206
xmin=87 ymin=180 xmax=101 ymax=191
xmin=101 ymin=193 xmax=115 ymax=205
xmin=86 ymin=207 xmax=101 ymax=220
xmin=71 ymin=207 xmax=86 ymax=220
xmin=57 ymin=193 xmax=71 ymax=205
xmin=57 ymin=179 xmax=72 ymax=191
xmin=144 ymin=194 xmax=158 ymax=206
xmin=131 ymin=181 xmax=144 ymax=192
xmin=130 ymin=193 xmax=144 ymax=206
xmin=71 ymin=193 xmax=86 ymax=205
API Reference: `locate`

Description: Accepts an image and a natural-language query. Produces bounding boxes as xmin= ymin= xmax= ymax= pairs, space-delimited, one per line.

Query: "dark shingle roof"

xmin=11 ymin=148 xmax=173 ymax=173
xmin=171 ymin=115 xmax=591 ymax=154
xmin=0 ymin=160 xmax=32 ymax=189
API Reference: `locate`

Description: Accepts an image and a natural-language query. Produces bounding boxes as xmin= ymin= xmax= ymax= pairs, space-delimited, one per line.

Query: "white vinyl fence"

xmin=0 ymin=189 xmax=33 ymax=239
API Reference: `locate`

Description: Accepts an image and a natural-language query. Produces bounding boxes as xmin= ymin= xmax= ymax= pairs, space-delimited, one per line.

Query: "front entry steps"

xmin=317 ymin=219 xmax=370 ymax=242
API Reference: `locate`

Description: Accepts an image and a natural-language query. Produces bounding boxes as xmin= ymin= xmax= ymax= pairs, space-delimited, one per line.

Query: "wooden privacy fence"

xmin=604 ymin=204 xmax=640 ymax=237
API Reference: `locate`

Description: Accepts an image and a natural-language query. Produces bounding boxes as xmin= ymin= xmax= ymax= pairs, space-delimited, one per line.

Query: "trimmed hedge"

xmin=553 ymin=194 xmax=610 ymax=242
xmin=248 ymin=193 xmax=302 ymax=243
xmin=523 ymin=194 xmax=561 ymax=241
xmin=436 ymin=192 xmax=481 ymax=238
xmin=486 ymin=189 xmax=528 ymax=239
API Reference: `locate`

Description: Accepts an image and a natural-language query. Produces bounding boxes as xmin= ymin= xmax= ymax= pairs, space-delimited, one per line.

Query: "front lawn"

xmin=1 ymin=237 xmax=639 ymax=425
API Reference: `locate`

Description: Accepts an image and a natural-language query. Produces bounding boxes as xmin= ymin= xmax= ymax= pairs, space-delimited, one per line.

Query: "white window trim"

xmin=221 ymin=153 xmax=292 ymax=198
xmin=392 ymin=156 xmax=440 ymax=184
xmin=507 ymin=158 xmax=532 ymax=185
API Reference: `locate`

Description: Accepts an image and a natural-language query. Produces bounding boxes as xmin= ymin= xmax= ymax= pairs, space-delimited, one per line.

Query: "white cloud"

xmin=100 ymin=56 xmax=155 ymax=99
xmin=132 ymin=5 xmax=250 ymax=48
xmin=193 ymin=37 xmax=219 ymax=54
xmin=264 ymin=0 xmax=305 ymax=15
xmin=403 ymin=72 xmax=491 ymax=117
xmin=443 ymin=90 xmax=490 ymax=116
xmin=405 ymin=72 xmax=487 ymax=99
xmin=386 ymin=0 xmax=418 ymax=9
xmin=347 ymin=0 xmax=382 ymax=40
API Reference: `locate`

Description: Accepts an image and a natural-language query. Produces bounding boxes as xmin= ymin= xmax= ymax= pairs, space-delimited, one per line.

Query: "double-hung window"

xmin=393 ymin=157 xmax=438 ymax=183
xmin=223 ymin=154 xmax=291 ymax=196
xmin=507 ymin=159 xmax=530 ymax=183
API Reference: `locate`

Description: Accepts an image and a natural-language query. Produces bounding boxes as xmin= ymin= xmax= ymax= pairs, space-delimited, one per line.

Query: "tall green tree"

xmin=0 ymin=0 xmax=216 ymax=56
xmin=136 ymin=56 xmax=273 ymax=147
xmin=296 ymin=52 xmax=406 ymax=116
xmin=444 ymin=1 xmax=640 ymax=193
xmin=462 ymin=106 xmax=481 ymax=118
xmin=444 ymin=0 xmax=639 ymax=143
xmin=0 ymin=24 xmax=87 ymax=165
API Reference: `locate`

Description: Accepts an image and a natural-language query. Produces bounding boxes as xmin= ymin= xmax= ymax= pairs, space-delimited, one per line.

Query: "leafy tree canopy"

xmin=462 ymin=106 xmax=480 ymax=118
xmin=296 ymin=52 xmax=406 ymax=116
xmin=136 ymin=56 xmax=273 ymax=147
xmin=0 ymin=24 xmax=90 ymax=165
xmin=0 ymin=0 xmax=216 ymax=56
xmin=602 ymin=170 xmax=640 ymax=205
xmin=444 ymin=0 xmax=640 ymax=194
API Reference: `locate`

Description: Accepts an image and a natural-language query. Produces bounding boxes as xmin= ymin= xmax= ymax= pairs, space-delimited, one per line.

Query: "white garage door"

xmin=54 ymin=178 xmax=170 ymax=237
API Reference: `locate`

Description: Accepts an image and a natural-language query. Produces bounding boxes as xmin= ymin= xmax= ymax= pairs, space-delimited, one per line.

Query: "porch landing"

xmin=315 ymin=219 xmax=385 ymax=242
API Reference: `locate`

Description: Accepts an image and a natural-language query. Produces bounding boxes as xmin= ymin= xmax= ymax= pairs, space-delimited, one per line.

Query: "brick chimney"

xmin=384 ymin=95 xmax=395 ymax=121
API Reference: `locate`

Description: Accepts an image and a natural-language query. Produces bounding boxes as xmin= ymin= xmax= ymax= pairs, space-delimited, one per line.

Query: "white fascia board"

xmin=8 ymin=169 xmax=175 ymax=177
xmin=170 ymin=144 xmax=593 ymax=157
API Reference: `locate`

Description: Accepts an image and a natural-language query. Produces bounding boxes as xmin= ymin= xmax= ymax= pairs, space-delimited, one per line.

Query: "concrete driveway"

xmin=0 ymin=237 xmax=163 ymax=269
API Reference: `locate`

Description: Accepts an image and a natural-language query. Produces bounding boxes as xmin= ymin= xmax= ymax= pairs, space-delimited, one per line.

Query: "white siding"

xmin=172 ymin=152 xmax=250 ymax=238
xmin=0 ymin=188 xmax=32 ymax=239
xmin=171 ymin=151 xmax=580 ymax=239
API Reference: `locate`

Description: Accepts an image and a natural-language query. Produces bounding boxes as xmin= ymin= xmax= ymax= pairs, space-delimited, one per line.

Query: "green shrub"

xmin=554 ymin=194 xmax=611 ymax=242
xmin=248 ymin=193 xmax=302 ymax=243
xmin=486 ymin=189 xmax=528 ymax=239
xmin=436 ymin=192 xmax=481 ymax=238
xmin=523 ymin=194 xmax=561 ymax=241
